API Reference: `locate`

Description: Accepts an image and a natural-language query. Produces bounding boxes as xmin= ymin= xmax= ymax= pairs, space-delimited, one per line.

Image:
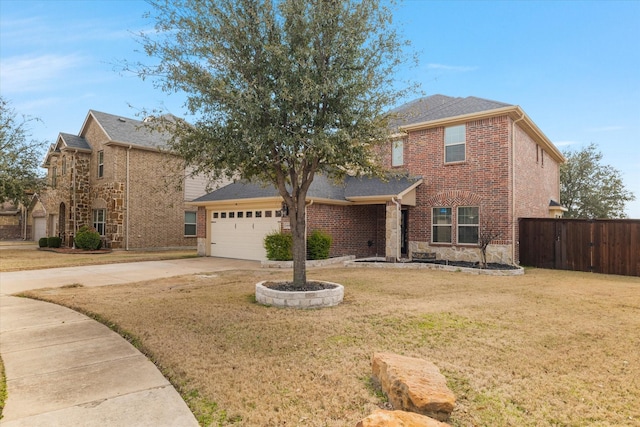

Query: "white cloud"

xmin=0 ymin=53 xmax=88 ymax=93
xmin=426 ymin=63 xmax=478 ymax=72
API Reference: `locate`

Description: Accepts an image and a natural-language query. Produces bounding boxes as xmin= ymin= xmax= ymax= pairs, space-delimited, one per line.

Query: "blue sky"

xmin=1 ymin=0 xmax=639 ymax=217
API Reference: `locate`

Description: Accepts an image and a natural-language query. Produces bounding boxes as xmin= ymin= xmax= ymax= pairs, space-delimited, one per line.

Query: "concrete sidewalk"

xmin=0 ymin=257 xmax=260 ymax=426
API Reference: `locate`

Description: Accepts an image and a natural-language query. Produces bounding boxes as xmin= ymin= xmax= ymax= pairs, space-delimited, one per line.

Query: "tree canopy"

xmin=560 ymin=143 xmax=635 ymax=218
xmin=134 ymin=0 xmax=417 ymax=286
xmin=0 ymin=97 xmax=46 ymax=205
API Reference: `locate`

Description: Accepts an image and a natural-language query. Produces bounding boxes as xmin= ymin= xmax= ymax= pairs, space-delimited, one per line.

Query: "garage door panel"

xmin=210 ymin=210 xmax=280 ymax=260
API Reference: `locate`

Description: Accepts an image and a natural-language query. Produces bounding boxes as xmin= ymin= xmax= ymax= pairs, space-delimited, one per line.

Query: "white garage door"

xmin=210 ymin=208 xmax=281 ymax=260
xmin=33 ymin=217 xmax=46 ymax=241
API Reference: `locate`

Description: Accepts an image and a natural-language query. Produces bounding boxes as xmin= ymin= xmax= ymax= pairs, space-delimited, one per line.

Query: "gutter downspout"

xmin=512 ymin=111 xmax=526 ymax=265
xmin=126 ymin=145 xmax=131 ymax=250
xmin=391 ymin=197 xmax=402 ymax=261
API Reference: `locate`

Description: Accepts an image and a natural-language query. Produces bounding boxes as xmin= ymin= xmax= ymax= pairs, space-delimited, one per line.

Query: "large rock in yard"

xmin=356 ymin=410 xmax=451 ymax=427
xmin=371 ymin=353 xmax=455 ymax=421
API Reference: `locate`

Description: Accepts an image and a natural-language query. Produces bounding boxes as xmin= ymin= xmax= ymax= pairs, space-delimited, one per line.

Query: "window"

xmin=265 ymin=210 xmax=272 ymax=218
xmin=221 ymin=212 xmax=227 ymax=218
xmin=432 ymin=207 xmax=452 ymax=243
xmin=62 ymin=157 xmax=67 ymax=175
xmin=97 ymin=150 xmax=104 ymax=178
xmin=246 ymin=211 xmax=252 ymax=218
xmin=237 ymin=211 xmax=244 ymax=218
xmin=213 ymin=212 xmax=219 ymax=219
xmin=93 ymin=209 xmax=106 ymax=236
xmin=444 ymin=124 xmax=465 ymax=163
xmin=458 ymin=207 xmax=479 ymax=244
xmin=51 ymin=166 xmax=57 ymax=188
xmin=392 ymin=139 xmax=404 ymax=166
xmin=255 ymin=211 xmax=262 ymax=218
xmin=184 ymin=211 xmax=197 ymax=236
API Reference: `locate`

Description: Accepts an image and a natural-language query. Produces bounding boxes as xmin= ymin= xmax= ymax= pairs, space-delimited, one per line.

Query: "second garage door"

xmin=210 ymin=208 xmax=282 ymax=260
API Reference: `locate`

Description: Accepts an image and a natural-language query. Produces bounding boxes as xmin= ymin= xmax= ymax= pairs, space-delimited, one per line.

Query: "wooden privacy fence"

xmin=519 ymin=218 xmax=640 ymax=277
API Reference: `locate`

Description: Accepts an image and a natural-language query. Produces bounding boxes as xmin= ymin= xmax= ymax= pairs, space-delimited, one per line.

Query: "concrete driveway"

xmin=0 ymin=256 xmax=259 ymax=295
xmin=0 ymin=256 xmax=259 ymax=426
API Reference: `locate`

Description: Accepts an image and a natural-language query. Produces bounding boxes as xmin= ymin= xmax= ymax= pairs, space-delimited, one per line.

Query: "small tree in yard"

xmin=131 ymin=0 xmax=417 ymax=287
xmin=0 ymin=97 xmax=46 ymax=205
xmin=561 ymin=143 xmax=635 ymax=218
xmin=478 ymin=211 xmax=503 ymax=268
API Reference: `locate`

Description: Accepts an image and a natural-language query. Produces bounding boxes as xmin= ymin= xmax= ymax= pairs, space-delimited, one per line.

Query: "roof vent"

xmin=118 ymin=118 xmax=126 ymax=122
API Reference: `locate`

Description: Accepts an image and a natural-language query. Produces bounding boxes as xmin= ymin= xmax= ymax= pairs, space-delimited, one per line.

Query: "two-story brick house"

xmin=29 ymin=110 xmax=215 ymax=249
xmin=190 ymin=94 xmax=566 ymax=264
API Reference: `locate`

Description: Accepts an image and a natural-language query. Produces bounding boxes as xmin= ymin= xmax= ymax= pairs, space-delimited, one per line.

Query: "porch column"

xmin=385 ymin=200 xmax=400 ymax=262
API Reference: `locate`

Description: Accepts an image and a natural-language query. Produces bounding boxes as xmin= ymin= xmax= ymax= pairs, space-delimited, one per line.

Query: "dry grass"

xmin=24 ymin=267 xmax=640 ymax=427
xmin=0 ymin=248 xmax=197 ymax=272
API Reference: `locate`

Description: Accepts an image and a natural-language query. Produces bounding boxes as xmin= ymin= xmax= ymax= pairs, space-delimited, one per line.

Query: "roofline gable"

xmin=399 ymin=105 xmax=565 ymax=164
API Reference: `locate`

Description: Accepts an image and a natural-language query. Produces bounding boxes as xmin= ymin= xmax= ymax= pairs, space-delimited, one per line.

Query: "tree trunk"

xmin=289 ymin=196 xmax=307 ymax=287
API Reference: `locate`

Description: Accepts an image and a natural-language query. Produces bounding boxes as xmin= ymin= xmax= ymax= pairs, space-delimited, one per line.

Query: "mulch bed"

xmin=264 ymin=281 xmax=338 ymax=292
xmin=38 ymin=247 xmax=112 ymax=254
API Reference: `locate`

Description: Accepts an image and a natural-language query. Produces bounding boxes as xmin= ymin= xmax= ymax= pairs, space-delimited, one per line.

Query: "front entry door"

xmin=400 ymin=209 xmax=408 ymax=256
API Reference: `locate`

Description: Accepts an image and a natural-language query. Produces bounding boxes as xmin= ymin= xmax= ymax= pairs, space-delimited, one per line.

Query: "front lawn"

xmin=23 ymin=268 xmax=640 ymax=426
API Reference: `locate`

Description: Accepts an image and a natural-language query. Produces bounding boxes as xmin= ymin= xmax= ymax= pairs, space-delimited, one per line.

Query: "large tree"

xmin=134 ymin=0 xmax=416 ymax=286
xmin=561 ymin=143 xmax=635 ymax=218
xmin=0 ymin=97 xmax=45 ymax=205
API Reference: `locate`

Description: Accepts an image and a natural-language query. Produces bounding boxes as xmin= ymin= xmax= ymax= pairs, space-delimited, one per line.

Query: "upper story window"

xmin=444 ymin=124 xmax=466 ymax=163
xmin=457 ymin=206 xmax=479 ymax=244
xmin=97 ymin=150 xmax=104 ymax=178
xmin=51 ymin=166 xmax=57 ymax=188
xmin=62 ymin=157 xmax=67 ymax=175
xmin=392 ymin=139 xmax=404 ymax=167
xmin=432 ymin=207 xmax=452 ymax=243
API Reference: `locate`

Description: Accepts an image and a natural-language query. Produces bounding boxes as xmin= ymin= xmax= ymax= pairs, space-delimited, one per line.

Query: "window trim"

xmin=457 ymin=206 xmax=479 ymax=245
xmin=444 ymin=124 xmax=466 ymax=163
xmin=97 ymin=150 xmax=104 ymax=178
xmin=391 ymin=139 xmax=404 ymax=167
xmin=184 ymin=211 xmax=197 ymax=236
xmin=432 ymin=207 xmax=452 ymax=244
xmin=93 ymin=208 xmax=106 ymax=236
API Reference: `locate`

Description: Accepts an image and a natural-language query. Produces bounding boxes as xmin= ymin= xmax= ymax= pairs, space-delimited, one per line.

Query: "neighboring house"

xmin=190 ymin=94 xmax=566 ymax=264
xmin=28 ymin=110 xmax=219 ymax=249
xmin=0 ymin=201 xmax=23 ymax=240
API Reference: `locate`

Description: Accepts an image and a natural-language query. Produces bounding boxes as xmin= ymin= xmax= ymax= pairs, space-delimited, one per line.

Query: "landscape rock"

xmin=356 ymin=410 xmax=451 ymax=427
xmin=371 ymin=353 xmax=456 ymax=421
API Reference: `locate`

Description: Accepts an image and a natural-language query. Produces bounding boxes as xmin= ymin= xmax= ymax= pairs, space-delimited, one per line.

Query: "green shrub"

xmin=264 ymin=231 xmax=293 ymax=261
xmin=74 ymin=225 xmax=102 ymax=250
xmin=307 ymin=229 xmax=332 ymax=260
xmin=47 ymin=236 xmax=62 ymax=248
xmin=38 ymin=237 xmax=48 ymax=248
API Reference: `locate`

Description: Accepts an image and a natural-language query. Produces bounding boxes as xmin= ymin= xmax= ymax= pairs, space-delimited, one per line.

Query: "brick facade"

xmin=307 ymin=204 xmax=385 ymax=258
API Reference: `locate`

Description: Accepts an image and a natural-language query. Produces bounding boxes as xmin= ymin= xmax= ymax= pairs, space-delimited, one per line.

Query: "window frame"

xmin=97 ymin=150 xmax=104 ymax=178
xmin=184 ymin=211 xmax=197 ymax=236
xmin=92 ymin=208 xmax=106 ymax=236
xmin=391 ymin=138 xmax=404 ymax=167
xmin=457 ymin=206 xmax=479 ymax=245
xmin=444 ymin=124 xmax=466 ymax=163
xmin=432 ymin=207 xmax=452 ymax=244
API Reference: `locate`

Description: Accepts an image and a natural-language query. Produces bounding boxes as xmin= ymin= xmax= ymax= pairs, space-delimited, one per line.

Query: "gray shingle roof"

xmin=59 ymin=133 xmax=91 ymax=151
xmin=89 ymin=110 xmax=171 ymax=149
xmin=192 ymin=174 xmax=421 ymax=203
xmin=389 ymin=94 xmax=513 ymax=130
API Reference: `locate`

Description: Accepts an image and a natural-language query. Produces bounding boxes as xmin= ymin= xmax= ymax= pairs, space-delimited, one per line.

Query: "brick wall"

xmin=307 ymin=203 xmax=385 ymax=258
xmin=378 ymin=114 xmax=560 ymax=264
